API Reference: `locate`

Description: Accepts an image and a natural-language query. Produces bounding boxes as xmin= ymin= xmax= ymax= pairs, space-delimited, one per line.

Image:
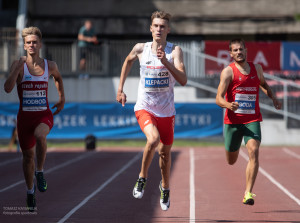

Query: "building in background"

xmin=0 ymin=0 xmax=299 ymax=144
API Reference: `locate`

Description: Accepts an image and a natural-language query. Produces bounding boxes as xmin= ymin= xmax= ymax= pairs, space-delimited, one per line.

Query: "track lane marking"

xmin=240 ymin=150 xmax=300 ymax=206
xmin=283 ymin=148 xmax=300 ymax=160
xmin=189 ymin=148 xmax=196 ymax=223
xmin=0 ymin=157 xmax=22 ymax=167
xmin=0 ymin=152 xmax=93 ymax=193
xmin=57 ymin=152 xmax=142 ymax=223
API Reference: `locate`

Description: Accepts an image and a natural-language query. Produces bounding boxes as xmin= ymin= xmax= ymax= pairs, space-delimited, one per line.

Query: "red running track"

xmin=0 ymin=146 xmax=299 ymax=223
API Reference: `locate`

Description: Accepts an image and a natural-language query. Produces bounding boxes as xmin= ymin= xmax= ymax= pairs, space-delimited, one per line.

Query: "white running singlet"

xmin=134 ymin=42 xmax=176 ymax=117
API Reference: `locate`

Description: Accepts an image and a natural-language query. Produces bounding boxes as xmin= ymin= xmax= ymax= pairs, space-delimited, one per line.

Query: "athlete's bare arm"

xmin=4 ymin=57 xmax=26 ymax=93
xmin=157 ymin=45 xmax=187 ymax=86
xmin=116 ymin=43 xmax=144 ymax=106
xmin=255 ymin=64 xmax=282 ymax=110
xmin=216 ymin=66 xmax=239 ymax=111
xmin=48 ymin=61 xmax=65 ymax=115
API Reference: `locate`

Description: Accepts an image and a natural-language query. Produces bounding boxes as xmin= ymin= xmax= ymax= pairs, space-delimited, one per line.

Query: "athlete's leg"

xmin=226 ymin=150 xmax=240 ymax=165
xmin=156 ymin=116 xmax=173 ymax=211
xmin=139 ymin=124 xmax=160 ymax=178
xmin=224 ymin=124 xmax=243 ymax=165
xmin=158 ymin=143 xmax=172 ymax=189
xmin=22 ymin=147 xmax=35 ymax=190
xmin=244 ymin=122 xmax=261 ymax=194
xmin=245 ymin=138 xmax=260 ymax=193
xmin=34 ymin=123 xmax=50 ymax=171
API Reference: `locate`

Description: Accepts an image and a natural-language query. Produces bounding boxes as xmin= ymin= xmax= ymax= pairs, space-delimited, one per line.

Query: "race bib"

xmin=22 ymin=90 xmax=47 ymax=111
xmin=144 ymin=70 xmax=170 ymax=92
xmin=235 ymin=93 xmax=256 ymax=114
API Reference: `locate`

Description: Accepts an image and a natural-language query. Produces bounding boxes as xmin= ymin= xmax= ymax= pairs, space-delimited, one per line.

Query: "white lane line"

xmin=240 ymin=150 xmax=300 ymax=206
xmin=0 ymin=157 xmax=22 ymax=167
xmin=57 ymin=152 xmax=143 ymax=223
xmin=0 ymin=152 xmax=93 ymax=193
xmin=189 ymin=148 xmax=195 ymax=223
xmin=283 ymin=148 xmax=300 ymax=160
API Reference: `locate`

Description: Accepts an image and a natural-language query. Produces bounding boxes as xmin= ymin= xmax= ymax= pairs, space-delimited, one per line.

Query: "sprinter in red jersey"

xmin=4 ymin=27 xmax=65 ymax=212
xmin=216 ymin=38 xmax=281 ymax=205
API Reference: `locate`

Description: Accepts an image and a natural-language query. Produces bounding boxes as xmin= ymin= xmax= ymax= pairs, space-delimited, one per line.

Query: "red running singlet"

xmin=224 ymin=62 xmax=262 ymax=124
xmin=16 ymin=59 xmax=53 ymax=150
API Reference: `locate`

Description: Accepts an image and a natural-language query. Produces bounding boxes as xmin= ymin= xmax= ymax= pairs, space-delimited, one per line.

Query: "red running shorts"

xmin=17 ymin=109 xmax=53 ymax=150
xmin=135 ymin=109 xmax=175 ymax=145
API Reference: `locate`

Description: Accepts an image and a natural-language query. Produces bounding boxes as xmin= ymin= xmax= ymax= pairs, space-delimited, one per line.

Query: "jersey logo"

xmin=146 ymin=61 xmax=152 ymax=64
xmin=25 ymin=75 xmax=32 ymax=81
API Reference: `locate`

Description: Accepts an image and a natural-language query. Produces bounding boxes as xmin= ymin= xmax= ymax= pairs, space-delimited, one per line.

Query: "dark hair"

xmin=229 ymin=38 xmax=245 ymax=51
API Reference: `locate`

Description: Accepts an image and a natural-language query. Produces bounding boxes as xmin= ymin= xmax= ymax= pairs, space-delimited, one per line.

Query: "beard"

xmin=235 ymin=56 xmax=246 ymax=63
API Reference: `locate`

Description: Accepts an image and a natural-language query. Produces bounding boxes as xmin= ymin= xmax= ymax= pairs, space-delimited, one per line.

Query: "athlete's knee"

xmin=249 ymin=147 xmax=258 ymax=155
xmin=227 ymin=160 xmax=235 ymax=165
xmin=226 ymin=151 xmax=239 ymax=165
xmin=159 ymin=150 xmax=170 ymax=163
xmin=248 ymin=151 xmax=259 ymax=164
xmin=247 ymin=144 xmax=259 ymax=161
xmin=146 ymin=135 xmax=160 ymax=149
xmin=227 ymin=158 xmax=237 ymax=165
xmin=34 ymin=133 xmax=47 ymax=146
xmin=22 ymin=150 xmax=35 ymax=162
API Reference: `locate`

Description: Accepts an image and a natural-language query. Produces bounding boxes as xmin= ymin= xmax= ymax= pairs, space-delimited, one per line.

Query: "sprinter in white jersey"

xmin=116 ymin=11 xmax=187 ymax=211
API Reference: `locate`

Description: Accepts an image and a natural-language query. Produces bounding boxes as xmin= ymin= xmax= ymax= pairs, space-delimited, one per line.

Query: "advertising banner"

xmin=0 ymin=103 xmax=223 ymax=140
xmin=204 ymin=41 xmax=281 ymax=73
xmin=282 ymin=42 xmax=300 ymax=71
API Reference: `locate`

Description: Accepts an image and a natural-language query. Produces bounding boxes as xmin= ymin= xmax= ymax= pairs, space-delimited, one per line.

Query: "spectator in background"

xmin=77 ymin=20 xmax=98 ymax=71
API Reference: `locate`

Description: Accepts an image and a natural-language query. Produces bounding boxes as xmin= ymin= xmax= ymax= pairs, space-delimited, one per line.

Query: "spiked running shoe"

xmin=159 ymin=181 xmax=170 ymax=211
xmin=26 ymin=186 xmax=36 ymax=212
xmin=35 ymin=171 xmax=47 ymax=192
xmin=133 ymin=177 xmax=147 ymax=199
xmin=243 ymin=192 xmax=256 ymax=205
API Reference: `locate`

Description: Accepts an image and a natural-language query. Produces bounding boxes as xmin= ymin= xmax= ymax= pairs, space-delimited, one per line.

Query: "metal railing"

xmin=0 ymin=40 xmax=18 ymax=72
xmin=0 ymin=39 xmax=110 ymax=75
xmin=0 ymin=27 xmax=17 ymax=40
xmin=0 ymin=39 xmax=207 ymax=77
xmin=0 ymin=38 xmax=299 ymax=126
xmin=42 ymin=40 xmax=109 ymax=75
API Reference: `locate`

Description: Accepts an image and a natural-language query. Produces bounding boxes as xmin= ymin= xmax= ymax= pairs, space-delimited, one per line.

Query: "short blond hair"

xmin=151 ymin=11 xmax=171 ymax=24
xmin=22 ymin=27 xmax=42 ymax=41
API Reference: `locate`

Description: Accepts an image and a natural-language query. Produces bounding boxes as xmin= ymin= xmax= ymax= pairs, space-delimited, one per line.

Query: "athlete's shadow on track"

xmin=105 ymin=151 xmax=181 ymax=223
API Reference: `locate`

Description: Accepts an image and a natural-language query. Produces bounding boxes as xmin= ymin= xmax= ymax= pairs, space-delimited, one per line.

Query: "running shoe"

xmin=243 ymin=192 xmax=256 ymax=205
xmin=133 ymin=177 xmax=147 ymax=199
xmin=159 ymin=181 xmax=170 ymax=211
xmin=35 ymin=171 xmax=47 ymax=192
xmin=26 ymin=186 xmax=36 ymax=212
